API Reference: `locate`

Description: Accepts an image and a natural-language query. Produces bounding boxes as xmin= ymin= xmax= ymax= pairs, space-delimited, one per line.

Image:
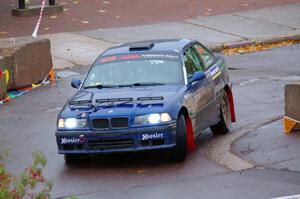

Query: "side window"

xmin=184 ymin=47 xmax=202 ymax=77
xmin=194 ymin=44 xmax=215 ymax=69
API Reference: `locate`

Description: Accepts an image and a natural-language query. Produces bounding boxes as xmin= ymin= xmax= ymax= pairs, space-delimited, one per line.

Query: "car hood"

xmin=61 ymin=85 xmax=186 ymax=118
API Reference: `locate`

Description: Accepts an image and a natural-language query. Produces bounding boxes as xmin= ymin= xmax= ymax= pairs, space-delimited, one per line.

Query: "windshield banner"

xmin=99 ymin=53 xmax=180 ymax=64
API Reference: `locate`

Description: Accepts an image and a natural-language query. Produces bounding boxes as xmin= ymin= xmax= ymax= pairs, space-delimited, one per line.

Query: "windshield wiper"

xmin=84 ymin=82 xmax=165 ymax=89
xmin=133 ymin=82 xmax=165 ymax=86
xmin=83 ymin=84 xmax=118 ymax=89
xmin=118 ymin=82 xmax=165 ymax=87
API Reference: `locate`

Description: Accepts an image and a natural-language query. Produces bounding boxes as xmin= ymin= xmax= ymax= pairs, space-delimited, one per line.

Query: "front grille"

xmin=92 ymin=119 xmax=109 ymax=129
xmin=88 ymin=138 xmax=134 ymax=150
xmin=111 ymin=117 xmax=128 ymax=128
xmin=92 ymin=117 xmax=129 ymax=129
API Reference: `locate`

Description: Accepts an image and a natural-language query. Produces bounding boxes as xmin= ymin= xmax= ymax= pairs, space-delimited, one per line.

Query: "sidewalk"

xmin=1 ymin=4 xmax=300 ymax=69
xmin=0 ymin=0 xmax=299 ymax=38
xmin=43 ymin=3 xmax=300 ymax=69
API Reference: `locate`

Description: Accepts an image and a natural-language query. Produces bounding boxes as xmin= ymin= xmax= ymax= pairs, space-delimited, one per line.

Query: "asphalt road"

xmin=0 ymin=44 xmax=300 ymax=199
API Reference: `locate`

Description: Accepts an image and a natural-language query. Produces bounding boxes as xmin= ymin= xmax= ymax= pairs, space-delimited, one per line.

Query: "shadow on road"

xmin=62 ymin=130 xmax=216 ymax=170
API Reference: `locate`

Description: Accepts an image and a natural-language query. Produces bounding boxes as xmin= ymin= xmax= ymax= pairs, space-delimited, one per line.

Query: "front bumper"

xmin=56 ymin=122 xmax=177 ymax=154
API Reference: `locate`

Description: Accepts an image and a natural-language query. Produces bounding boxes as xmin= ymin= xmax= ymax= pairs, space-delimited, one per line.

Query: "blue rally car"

xmin=56 ymin=39 xmax=236 ymax=163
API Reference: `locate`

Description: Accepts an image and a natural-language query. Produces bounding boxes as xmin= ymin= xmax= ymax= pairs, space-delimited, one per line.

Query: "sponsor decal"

xmin=100 ymin=55 xmax=140 ymax=63
xmin=79 ymin=135 xmax=86 ymax=143
xmin=119 ymin=54 xmax=141 ymax=60
xmin=142 ymin=133 xmax=164 ymax=140
xmin=100 ymin=56 xmax=117 ymax=63
xmin=60 ymin=138 xmax=80 ymax=144
xmin=207 ymin=65 xmax=221 ymax=80
xmin=98 ymin=53 xmax=179 ymax=64
xmin=141 ymin=54 xmax=179 ymax=59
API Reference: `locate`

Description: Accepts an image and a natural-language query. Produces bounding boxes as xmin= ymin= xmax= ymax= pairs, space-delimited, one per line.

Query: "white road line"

xmin=272 ymin=194 xmax=300 ymax=199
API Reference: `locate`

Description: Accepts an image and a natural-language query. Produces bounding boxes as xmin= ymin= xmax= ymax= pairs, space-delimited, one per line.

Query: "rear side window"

xmin=194 ymin=44 xmax=215 ymax=69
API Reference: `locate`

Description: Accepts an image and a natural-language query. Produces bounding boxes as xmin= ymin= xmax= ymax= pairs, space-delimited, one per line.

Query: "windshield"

xmin=83 ymin=53 xmax=183 ymax=88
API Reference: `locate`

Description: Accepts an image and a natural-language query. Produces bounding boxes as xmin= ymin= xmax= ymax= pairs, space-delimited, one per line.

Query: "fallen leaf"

xmin=243 ymin=3 xmax=249 ymax=6
xmin=81 ymin=20 xmax=89 ymax=24
xmin=43 ymin=27 xmax=50 ymax=31
xmin=98 ymin=9 xmax=107 ymax=13
xmin=207 ymin=8 xmax=212 ymax=12
xmin=103 ymin=1 xmax=110 ymax=4
xmin=63 ymin=8 xmax=69 ymax=11
xmin=116 ymin=15 xmax=120 ymax=18
xmin=222 ymin=40 xmax=300 ymax=55
xmin=71 ymin=18 xmax=76 ymax=21
xmin=72 ymin=0 xmax=80 ymax=5
xmin=0 ymin=31 xmax=8 ymax=34
xmin=205 ymin=12 xmax=210 ymax=15
xmin=50 ymin=15 xmax=58 ymax=19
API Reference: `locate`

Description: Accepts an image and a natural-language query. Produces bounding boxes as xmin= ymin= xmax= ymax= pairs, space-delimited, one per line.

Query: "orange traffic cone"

xmin=284 ymin=116 xmax=299 ymax=133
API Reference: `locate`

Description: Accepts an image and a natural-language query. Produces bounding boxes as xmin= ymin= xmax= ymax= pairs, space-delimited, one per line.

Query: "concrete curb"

xmin=209 ymin=33 xmax=300 ymax=53
xmin=205 ymin=116 xmax=282 ymax=171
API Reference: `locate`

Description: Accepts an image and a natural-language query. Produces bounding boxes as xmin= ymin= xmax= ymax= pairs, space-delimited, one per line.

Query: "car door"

xmin=193 ymin=43 xmax=225 ymax=124
xmin=183 ymin=45 xmax=215 ymax=135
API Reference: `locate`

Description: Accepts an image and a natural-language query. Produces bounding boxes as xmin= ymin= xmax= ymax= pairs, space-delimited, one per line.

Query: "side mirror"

xmin=189 ymin=71 xmax=206 ymax=84
xmin=71 ymin=79 xmax=81 ymax=89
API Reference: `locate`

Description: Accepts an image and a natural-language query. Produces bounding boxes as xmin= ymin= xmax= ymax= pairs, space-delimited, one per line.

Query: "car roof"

xmin=101 ymin=39 xmax=196 ymax=57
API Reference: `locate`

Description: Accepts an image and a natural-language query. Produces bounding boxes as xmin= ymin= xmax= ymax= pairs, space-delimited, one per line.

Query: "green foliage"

xmin=0 ymin=150 xmax=52 ymax=199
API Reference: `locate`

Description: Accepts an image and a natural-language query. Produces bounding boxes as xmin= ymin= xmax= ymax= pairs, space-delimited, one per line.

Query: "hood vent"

xmin=137 ymin=96 xmax=164 ymax=101
xmin=96 ymin=98 xmax=133 ymax=103
xmin=95 ymin=97 xmax=163 ymax=104
xmin=69 ymin=100 xmax=92 ymax=105
xmin=137 ymin=103 xmax=163 ymax=108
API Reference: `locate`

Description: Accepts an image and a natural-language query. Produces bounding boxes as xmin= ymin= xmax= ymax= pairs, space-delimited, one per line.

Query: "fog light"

xmin=161 ymin=113 xmax=172 ymax=122
xmin=58 ymin=119 xmax=64 ymax=128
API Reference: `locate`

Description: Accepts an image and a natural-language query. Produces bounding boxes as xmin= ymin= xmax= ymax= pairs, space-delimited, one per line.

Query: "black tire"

xmin=64 ymin=154 xmax=80 ymax=164
xmin=210 ymin=92 xmax=231 ymax=135
xmin=171 ymin=115 xmax=187 ymax=162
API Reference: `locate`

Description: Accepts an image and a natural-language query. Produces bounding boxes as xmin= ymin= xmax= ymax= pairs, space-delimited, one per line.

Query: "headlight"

xmin=135 ymin=113 xmax=172 ymax=125
xmin=58 ymin=118 xmax=87 ymax=129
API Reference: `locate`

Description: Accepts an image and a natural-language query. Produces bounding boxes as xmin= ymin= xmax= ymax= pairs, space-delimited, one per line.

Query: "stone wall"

xmin=285 ymin=81 xmax=300 ymax=131
xmin=0 ymin=56 xmax=7 ymax=100
xmin=0 ymin=37 xmax=52 ymax=91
